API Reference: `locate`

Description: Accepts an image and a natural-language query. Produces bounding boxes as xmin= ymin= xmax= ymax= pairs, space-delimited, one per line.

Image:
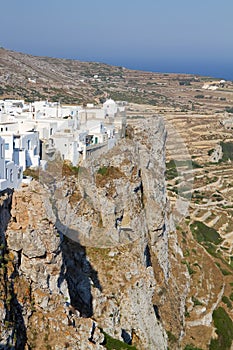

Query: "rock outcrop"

xmin=0 ymin=117 xmax=186 ymax=349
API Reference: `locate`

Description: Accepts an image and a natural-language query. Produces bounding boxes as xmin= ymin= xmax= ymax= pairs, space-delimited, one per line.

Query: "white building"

xmin=0 ymin=136 xmax=22 ymax=191
xmin=2 ymin=131 xmax=40 ymax=171
xmin=0 ymin=98 xmax=126 ymax=173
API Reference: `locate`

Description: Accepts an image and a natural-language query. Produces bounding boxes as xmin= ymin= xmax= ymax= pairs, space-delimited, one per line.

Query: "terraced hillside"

xmin=127 ymin=99 xmax=233 ymax=349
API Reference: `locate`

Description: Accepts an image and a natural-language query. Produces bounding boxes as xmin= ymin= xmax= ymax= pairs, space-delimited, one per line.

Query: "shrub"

xmin=209 ymin=307 xmax=233 ymax=350
xmin=220 ymin=142 xmax=233 ymax=161
xmin=101 ymin=330 xmax=137 ymax=350
xmin=23 ymin=168 xmax=39 ymax=180
xmin=62 ymin=162 xmax=80 ymax=177
xmin=192 ymin=296 xmax=203 ymax=306
xmin=97 ymin=166 xmax=109 ymax=176
xmin=167 ymin=330 xmax=177 ymax=344
xmin=190 ymin=221 xmax=222 ymax=245
xmin=222 ymin=296 xmax=232 ymax=309
xmin=184 ymin=345 xmax=203 ymax=350
xmin=225 ymin=107 xmax=233 ymax=113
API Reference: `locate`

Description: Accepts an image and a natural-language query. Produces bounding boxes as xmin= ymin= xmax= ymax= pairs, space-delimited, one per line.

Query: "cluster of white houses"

xmin=0 ymin=98 xmax=126 ymax=191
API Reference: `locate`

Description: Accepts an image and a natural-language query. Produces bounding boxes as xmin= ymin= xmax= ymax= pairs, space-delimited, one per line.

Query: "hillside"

xmin=1 ymin=48 xmax=233 ymax=350
xmin=0 ymin=47 xmax=233 ymax=113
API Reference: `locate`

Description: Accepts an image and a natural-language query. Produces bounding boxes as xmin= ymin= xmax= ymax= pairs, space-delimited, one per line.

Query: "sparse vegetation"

xmin=62 ymin=162 xmax=80 ymax=177
xmin=167 ymin=330 xmax=177 ymax=344
xmin=23 ymin=168 xmax=39 ymax=180
xmin=97 ymin=166 xmax=109 ymax=176
xmin=165 ymin=160 xmax=178 ymax=180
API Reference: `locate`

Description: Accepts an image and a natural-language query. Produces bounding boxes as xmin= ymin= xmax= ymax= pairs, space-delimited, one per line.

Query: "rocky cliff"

xmin=0 ymin=117 xmax=206 ymax=350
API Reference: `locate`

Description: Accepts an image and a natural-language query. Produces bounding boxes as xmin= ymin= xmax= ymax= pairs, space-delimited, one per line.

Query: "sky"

xmin=1 ymin=0 xmax=233 ymax=80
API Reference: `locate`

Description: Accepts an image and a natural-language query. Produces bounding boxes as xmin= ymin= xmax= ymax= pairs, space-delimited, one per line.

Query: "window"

xmin=5 ymin=143 xmax=9 ymax=150
xmin=17 ymin=169 xmax=21 ymax=179
xmin=5 ymin=168 xmax=8 ymax=180
xmin=10 ymin=169 xmax=13 ymax=182
xmin=0 ymin=143 xmax=3 ymax=158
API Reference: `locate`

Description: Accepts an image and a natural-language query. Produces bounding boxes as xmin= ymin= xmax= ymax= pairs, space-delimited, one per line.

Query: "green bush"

xmin=209 ymin=307 xmax=233 ymax=350
xmin=192 ymin=296 xmax=203 ymax=306
xmin=191 ymin=161 xmax=203 ymax=169
xmin=179 ymin=80 xmax=191 ymax=86
xmin=184 ymin=345 xmax=203 ymax=350
xmin=203 ymin=242 xmax=219 ymax=257
xmin=190 ymin=221 xmax=222 ymax=245
xmin=101 ymin=330 xmax=137 ymax=350
xmin=220 ymin=142 xmax=233 ymax=162
xmin=97 ymin=166 xmax=109 ymax=176
xmin=23 ymin=168 xmax=39 ymax=180
xmin=167 ymin=330 xmax=177 ymax=344
xmin=225 ymin=107 xmax=233 ymax=113
xmin=222 ymin=296 xmax=232 ymax=309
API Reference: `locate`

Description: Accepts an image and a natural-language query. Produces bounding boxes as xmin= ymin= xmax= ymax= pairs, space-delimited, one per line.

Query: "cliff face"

xmin=0 ymin=117 xmax=188 ymax=349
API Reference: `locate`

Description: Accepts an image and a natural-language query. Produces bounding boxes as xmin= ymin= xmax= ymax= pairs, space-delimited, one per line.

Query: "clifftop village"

xmin=0 ymin=99 xmax=127 ymax=191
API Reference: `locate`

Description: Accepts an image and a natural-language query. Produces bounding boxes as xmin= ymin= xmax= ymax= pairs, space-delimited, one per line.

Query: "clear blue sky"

xmin=1 ymin=0 xmax=233 ymax=79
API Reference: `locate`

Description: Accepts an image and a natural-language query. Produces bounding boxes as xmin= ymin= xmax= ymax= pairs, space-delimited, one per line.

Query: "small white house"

xmin=2 ymin=131 xmax=40 ymax=171
xmin=48 ymin=132 xmax=79 ymax=166
xmin=0 ymin=136 xmax=22 ymax=190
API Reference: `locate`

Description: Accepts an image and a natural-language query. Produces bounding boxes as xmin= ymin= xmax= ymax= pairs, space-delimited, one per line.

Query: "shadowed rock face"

xmin=0 ymin=118 xmax=173 ymax=350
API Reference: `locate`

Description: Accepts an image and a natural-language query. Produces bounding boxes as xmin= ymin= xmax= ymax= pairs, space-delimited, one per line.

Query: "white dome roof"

xmin=104 ymin=98 xmax=116 ymax=105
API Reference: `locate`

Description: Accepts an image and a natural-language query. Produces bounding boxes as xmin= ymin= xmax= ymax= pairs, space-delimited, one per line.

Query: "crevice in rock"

xmin=115 ymin=214 xmax=123 ymax=230
xmin=144 ymin=244 xmax=152 ymax=268
xmin=154 ymin=223 xmax=166 ymax=238
xmin=133 ymin=181 xmax=143 ymax=194
xmin=121 ymin=329 xmax=132 ymax=345
xmin=153 ymin=304 xmax=161 ymax=320
xmin=88 ymin=322 xmax=96 ymax=344
xmin=17 ymin=250 xmax=22 ymax=270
